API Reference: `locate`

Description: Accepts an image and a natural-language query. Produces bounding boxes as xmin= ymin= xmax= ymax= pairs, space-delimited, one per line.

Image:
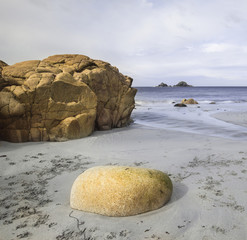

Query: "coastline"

xmin=1 ymin=117 xmax=247 ymax=239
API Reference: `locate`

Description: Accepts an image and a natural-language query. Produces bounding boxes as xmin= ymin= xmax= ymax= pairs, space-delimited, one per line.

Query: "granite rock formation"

xmin=0 ymin=54 xmax=137 ymax=142
xmin=182 ymin=98 xmax=198 ymax=104
xmin=70 ymin=166 xmax=173 ymax=217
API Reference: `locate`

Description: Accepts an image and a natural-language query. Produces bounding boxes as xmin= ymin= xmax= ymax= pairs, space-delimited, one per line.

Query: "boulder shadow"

xmin=169 ymin=182 xmax=188 ymax=204
xmin=134 ymin=182 xmax=188 ymax=218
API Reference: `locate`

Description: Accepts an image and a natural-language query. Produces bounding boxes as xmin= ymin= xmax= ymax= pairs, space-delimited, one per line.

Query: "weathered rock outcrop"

xmin=0 ymin=55 xmax=137 ymax=142
xmin=70 ymin=166 xmax=173 ymax=216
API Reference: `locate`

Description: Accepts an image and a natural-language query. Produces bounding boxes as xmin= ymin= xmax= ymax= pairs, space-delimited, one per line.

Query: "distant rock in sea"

xmin=157 ymin=82 xmax=168 ymax=87
xmin=174 ymin=81 xmax=192 ymax=87
xmin=181 ymin=98 xmax=198 ymax=104
xmin=174 ymin=103 xmax=187 ymax=107
xmin=157 ymin=81 xmax=193 ymax=87
xmin=0 ymin=54 xmax=137 ymax=142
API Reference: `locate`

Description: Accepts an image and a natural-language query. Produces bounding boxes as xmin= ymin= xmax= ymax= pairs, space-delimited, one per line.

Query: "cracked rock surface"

xmin=0 ymin=54 xmax=137 ymax=142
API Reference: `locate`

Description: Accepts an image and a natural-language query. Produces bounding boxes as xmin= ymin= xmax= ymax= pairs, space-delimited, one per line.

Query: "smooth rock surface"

xmin=70 ymin=166 xmax=173 ymax=217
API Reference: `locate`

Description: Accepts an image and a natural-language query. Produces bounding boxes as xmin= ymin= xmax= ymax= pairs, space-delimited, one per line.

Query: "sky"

xmin=1 ymin=0 xmax=247 ymax=86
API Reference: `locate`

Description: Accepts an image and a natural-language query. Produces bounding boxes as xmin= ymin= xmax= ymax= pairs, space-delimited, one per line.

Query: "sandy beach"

xmin=1 ymin=115 xmax=247 ymax=240
xmin=2 ymin=0 xmax=247 ymax=238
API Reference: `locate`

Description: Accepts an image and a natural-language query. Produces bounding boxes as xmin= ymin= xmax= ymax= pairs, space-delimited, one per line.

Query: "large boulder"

xmin=70 ymin=166 xmax=173 ymax=217
xmin=0 ymin=55 xmax=137 ymax=142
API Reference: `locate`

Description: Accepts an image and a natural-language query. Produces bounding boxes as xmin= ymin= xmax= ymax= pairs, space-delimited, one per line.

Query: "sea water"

xmin=132 ymin=87 xmax=247 ymax=140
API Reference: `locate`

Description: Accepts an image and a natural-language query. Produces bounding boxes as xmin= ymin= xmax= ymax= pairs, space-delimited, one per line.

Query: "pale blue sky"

xmin=1 ymin=0 xmax=247 ymax=86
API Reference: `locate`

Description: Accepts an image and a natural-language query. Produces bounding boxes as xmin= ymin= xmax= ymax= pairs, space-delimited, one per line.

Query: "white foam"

xmin=133 ymin=102 xmax=247 ymax=140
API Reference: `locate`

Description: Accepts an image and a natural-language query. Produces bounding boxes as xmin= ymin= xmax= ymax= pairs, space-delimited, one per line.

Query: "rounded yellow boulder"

xmin=70 ymin=166 xmax=173 ymax=217
xmin=181 ymin=98 xmax=198 ymax=104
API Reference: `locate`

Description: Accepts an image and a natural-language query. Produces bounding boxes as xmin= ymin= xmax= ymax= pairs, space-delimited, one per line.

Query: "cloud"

xmin=1 ymin=0 xmax=247 ymax=86
xmin=201 ymin=43 xmax=235 ymax=53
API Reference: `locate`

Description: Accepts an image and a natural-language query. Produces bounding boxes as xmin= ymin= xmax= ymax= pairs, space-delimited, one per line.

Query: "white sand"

xmin=1 ymin=121 xmax=247 ymax=239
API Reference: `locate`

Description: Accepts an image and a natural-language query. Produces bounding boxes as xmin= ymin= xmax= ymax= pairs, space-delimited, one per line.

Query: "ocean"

xmin=132 ymin=87 xmax=247 ymax=140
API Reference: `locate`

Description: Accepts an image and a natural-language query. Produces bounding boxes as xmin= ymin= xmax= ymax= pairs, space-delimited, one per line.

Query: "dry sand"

xmin=1 ymin=118 xmax=247 ymax=239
